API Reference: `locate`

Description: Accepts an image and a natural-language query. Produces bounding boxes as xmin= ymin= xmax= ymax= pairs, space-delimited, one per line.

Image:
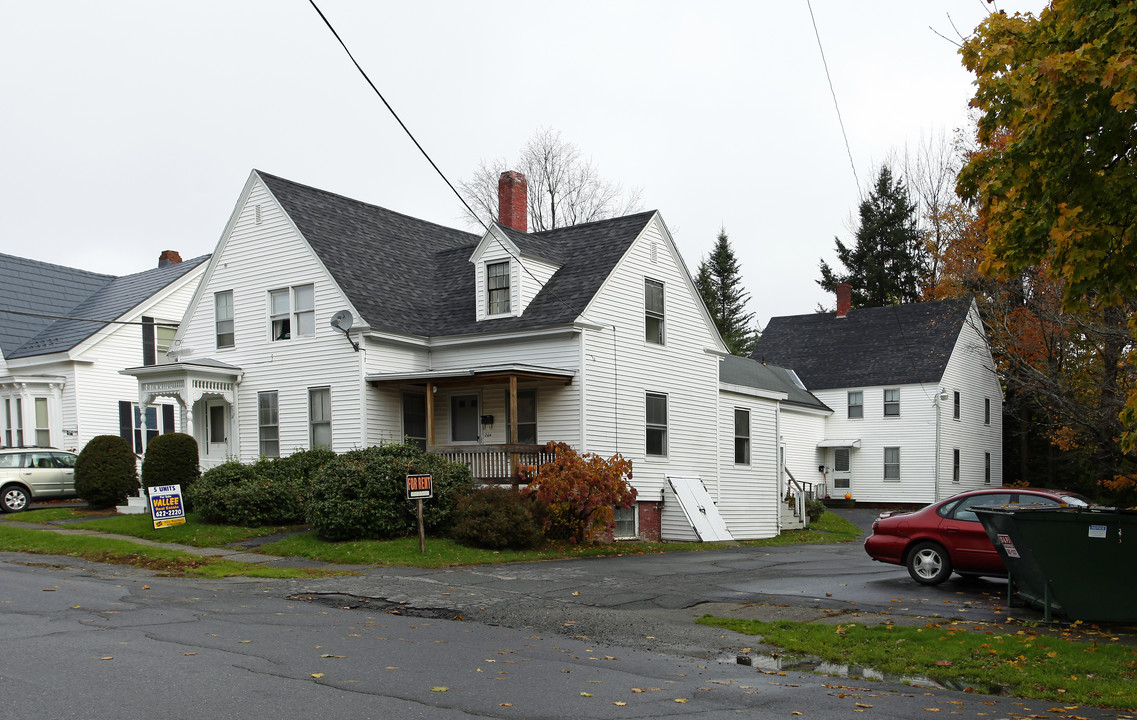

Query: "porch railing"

xmin=784 ymin=467 xmax=818 ymax=527
xmin=430 ymin=444 xmax=555 ymax=484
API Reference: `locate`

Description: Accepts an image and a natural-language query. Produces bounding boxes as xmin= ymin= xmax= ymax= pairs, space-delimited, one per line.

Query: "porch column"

xmin=426 ymin=381 xmax=435 ymax=447
xmin=509 ymin=375 xmax=519 ymax=488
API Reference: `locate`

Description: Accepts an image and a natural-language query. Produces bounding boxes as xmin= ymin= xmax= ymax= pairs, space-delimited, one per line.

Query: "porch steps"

xmin=116 ymin=494 xmax=148 ymax=515
xmin=780 ymin=501 xmax=806 ymax=531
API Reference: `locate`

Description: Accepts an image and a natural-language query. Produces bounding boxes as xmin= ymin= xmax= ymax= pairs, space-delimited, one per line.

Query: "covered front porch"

xmin=367 ymin=364 xmax=575 ymax=484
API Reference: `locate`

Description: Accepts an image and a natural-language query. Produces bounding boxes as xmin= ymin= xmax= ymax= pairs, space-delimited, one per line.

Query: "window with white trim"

xmin=847 ymin=391 xmax=863 ymax=419
xmin=985 ymin=452 xmax=992 ymax=484
xmin=309 ymin=387 xmax=331 ymax=449
xmin=644 ymin=279 xmax=664 ymax=344
xmin=734 ymin=408 xmax=750 ymax=465
xmin=953 ymin=391 xmax=961 ymax=420
xmin=884 ymin=446 xmax=900 ymax=481
xmin=834 ymin=447 xmax=850 ymax=472
xmin=215 ymin=291 xmax=234 ymax=349
xmin=952 ymin=448 xmax=961 ymax=482
xmin=646 ymin=392 xmax=667 ymax=456
xmin=486 ymin=261 xmax=511 ymax=315
xmin=34 ymin=398 xmax=49 ymax=446
xmin=3 ymin=399 xmax=11 ymax=447
xmin=258 ymin=391 xmax=279 ymax=458
xmin=884 ymin=388 xmax=900 ymax=416
xmin=984 ymin=398 xmax=991 ymax=425
xmin=613 ymin=505 xmax=637 ymax=539
xmin=270 ymin=284 xmax=315 ymax=341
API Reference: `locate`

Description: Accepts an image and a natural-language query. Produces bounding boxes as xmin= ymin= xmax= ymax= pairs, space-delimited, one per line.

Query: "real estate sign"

xmin=148 ymin=484 xmax=186 ymax=529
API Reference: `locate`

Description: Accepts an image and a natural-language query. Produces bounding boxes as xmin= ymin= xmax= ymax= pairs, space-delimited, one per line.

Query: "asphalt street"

xmin=2 ymin=510 xmax=1132 ymax=719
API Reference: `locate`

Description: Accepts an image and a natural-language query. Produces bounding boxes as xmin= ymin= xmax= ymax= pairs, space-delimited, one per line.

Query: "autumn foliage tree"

xmin=959 ymin=1 xmax=1137 ymax=481
xmin=522 ymin=441 xmax=636 ymax=543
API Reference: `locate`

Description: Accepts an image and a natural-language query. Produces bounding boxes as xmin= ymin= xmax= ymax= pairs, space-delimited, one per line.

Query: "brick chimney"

xmin=835 ymin=283 xmax=852 ymax=319
xmin=498 ymin=171 xmax=527 ymax=232
xmin=158 ymin=250 xmax=183 ymax=268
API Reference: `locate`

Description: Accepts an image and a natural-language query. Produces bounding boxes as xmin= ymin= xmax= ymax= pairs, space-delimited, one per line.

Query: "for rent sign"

xmin=148 ymin=484 xmax=186 ymax=529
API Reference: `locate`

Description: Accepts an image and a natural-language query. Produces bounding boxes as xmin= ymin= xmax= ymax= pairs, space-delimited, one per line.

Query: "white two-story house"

xmin=0 ymin=251 xmax=208 ymax=455
xmin=126 ymin=169 xmax=822 ymax=540
xmin=751 ymin=284 xmax=1003 ymax=504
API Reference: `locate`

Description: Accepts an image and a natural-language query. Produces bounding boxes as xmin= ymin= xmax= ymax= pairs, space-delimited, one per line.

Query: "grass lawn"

xmin=0 ymin=523 xmax=349 ymax=579
xmin=1 ymin=508 xmax=860 ymax=571
xmin=697 ymin=616 xmax=1137 ymax=709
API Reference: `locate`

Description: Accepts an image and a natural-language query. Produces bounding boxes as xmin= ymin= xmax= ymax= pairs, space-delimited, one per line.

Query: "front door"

xmin=450 ymin=394 xmax=480 ymax=444
xmin=832 ymin=447 xmax=852 ymax=496
xmin=206 ymin=402 xmax=228 ymax=458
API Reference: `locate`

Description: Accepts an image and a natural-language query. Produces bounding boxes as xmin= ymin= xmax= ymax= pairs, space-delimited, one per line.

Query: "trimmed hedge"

xmin=75 ymin=435 xmax=139 ymax=509
xmin=187 ymin=448 xmax=336 ymax=526
xmin=306 ymin=443 xmax=473 ymax=541
xmin=451 ymin=486 xmax=544 ymax=550
xmin=140 ymin=432 xmax=200 ymax=491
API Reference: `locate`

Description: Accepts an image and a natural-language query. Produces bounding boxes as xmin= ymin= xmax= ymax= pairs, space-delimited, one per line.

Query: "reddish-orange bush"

xmin=522 ymin=441 xmax=636 ymax=543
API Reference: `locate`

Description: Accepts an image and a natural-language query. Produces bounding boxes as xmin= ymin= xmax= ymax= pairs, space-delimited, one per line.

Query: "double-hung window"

xmin=258 ymin=391 xmax=279 ymax=458
xmin=953 ymin=391 xmax=961 ymax=420
xmin=646 ymin=392 xmax=667 ymax=457
xmin=33 ymin=398 xmax=49 ymax=446
xmin=644 ymin=279 xmax=664 ymax=344
xmin=984 ymin=398 xmax=991 ymax=425
xmin=847 ymin=391 xmax=863 ymax=419
xmin=215 ymin=291 xmax=234 ymax=349
xmin=952 ymin=448 xmax=961 ymax=482
xmin=884 ymin=388 xmax=900 ymax=416
xmin=270 ymin=284 xmax=315 ymax=341
xmin=486 ymin=261 xmax=511 ymax=315
xmin=884 ymin=447 xmax=900 ymax=481
xmin=734 ymin=408 xmax=750 ymax=465
xmin=309 ymin=387 xmax=331 ymax=449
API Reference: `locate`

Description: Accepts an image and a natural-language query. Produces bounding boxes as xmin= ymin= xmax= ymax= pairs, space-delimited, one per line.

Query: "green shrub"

xmin=75 ymin=435 xmax=139 ymax=509
xmin=186 ymin=448 xmax=338 ymax=527
xmin=306 ymin=443 xmax=473 ymax=541
xmin=451 ymin=486 xmax=544 ymax=549
xmin=806 ymin=498 xmax=826 ymax=524
xmin=140 ymin=432 xmax=200 ymax=492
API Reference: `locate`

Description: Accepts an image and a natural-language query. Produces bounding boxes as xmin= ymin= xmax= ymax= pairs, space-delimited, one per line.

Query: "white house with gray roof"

xmin=751 ymin=284 xmax=1003 ymax=504
xmin=124 ymin=169 xmax=831 ymax=541
xmin=0 ymin=251 xmax=208 ymax=455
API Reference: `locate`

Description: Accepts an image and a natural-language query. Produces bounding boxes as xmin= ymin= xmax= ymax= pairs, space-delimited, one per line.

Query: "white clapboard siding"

xmin=579 ymin=216 xmax=723 ymax=504
xmin=177 ymin=177 xmax=364 ymax=461
xmin=779 ymin=406 xmax=829 ymax=497
xmin=936 ymin=302 xmax=1003 ymax=498
xmin=716 ymin=392 xmax=781 ymax=539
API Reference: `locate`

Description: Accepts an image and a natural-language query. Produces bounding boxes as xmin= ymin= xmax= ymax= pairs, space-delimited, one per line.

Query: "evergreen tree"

xmin=818 ymin=165 xmax=927 ymax=308
xmin=696 ymin=228 xmax=757 ymax=355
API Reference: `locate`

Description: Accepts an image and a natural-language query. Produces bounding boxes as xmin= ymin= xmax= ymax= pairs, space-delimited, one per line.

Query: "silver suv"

xmin=0 ymin=447 xmax=78 ymax=512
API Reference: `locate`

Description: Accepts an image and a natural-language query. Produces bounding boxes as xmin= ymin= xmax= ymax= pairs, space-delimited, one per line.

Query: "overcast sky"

xmin=1 ymin=1 xmax=1043 ymax=328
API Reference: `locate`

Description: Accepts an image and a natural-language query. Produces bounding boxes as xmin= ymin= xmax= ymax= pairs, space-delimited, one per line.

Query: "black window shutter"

xmin=142 ymin=316 xmax=155 ymax=366
xmin=162 ymin=404 xmax=175 ymax=434
xmin=118 ymin=401 xmax=133 ymax=447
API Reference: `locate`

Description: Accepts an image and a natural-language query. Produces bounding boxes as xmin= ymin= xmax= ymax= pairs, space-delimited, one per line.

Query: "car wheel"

xmin=1 ymin=484 xmax=30 ymax=513
xmin=906 ymin=541 xmax=952 ymax=585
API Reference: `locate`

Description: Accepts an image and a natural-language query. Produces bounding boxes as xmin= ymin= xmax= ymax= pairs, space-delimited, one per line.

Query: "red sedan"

xmin=864 ymin=487 xmax=1091 ymax=585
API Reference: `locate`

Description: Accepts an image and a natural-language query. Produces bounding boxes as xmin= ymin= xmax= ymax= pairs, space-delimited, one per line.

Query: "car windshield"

xmin=1058 ymin=494 xmax=1092 ymax=507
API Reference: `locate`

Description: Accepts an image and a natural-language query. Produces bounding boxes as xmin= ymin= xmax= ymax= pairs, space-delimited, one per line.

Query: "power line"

xmin=307 ymin=0 xmax=593 ymax=323
xmin=806 ymin=0 xmax=860 ymax=196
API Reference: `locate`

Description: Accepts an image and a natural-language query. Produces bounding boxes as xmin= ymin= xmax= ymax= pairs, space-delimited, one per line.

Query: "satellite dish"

xmin=330 ymin=310 xmax=354 ymax=332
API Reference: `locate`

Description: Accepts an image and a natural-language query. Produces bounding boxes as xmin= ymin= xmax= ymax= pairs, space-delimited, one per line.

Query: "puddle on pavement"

xmin=722 ymin=651 xmax=1005 ymax=694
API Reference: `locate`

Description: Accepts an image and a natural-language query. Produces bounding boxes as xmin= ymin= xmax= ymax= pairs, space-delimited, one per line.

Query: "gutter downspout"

xmin=934 ymin=391 xmax=941 ymax=502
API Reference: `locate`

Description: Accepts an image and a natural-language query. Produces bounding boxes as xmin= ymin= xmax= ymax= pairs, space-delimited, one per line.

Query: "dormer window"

xmin=487 ymin=261 xmax=511 ymax=315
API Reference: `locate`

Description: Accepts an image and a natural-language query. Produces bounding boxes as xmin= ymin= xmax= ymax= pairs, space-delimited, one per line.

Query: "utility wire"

xmin=806 ymin=0 xmax=860 ymax=196
xmin=307 ymin=0 xmax=593 ymax=323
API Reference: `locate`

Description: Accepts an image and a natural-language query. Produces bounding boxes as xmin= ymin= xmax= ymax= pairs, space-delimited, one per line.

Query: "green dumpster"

xmin=974 ymin=506 xmax=1136 ymax=623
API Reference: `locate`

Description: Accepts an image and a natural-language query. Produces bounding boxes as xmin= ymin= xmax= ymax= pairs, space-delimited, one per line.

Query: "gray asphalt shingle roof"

xmin=750 ymin=298 xmax=973 ymax=390
xmin=1 ymin=254 xmax=209 ymax=360
xmin=257 ymin=172 xmax=656 ymax=337
xmin=719 ymin=354 xmax=830 ymax=411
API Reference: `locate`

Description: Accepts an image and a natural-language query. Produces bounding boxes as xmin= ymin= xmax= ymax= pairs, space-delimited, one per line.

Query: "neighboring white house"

xmin=0 ymin=251 xmax=209 ymax=455
xmin=751 ymin=284 xmax=1003 ymax=504
xmin=126 ymin=169 xmax=817 ymax=540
